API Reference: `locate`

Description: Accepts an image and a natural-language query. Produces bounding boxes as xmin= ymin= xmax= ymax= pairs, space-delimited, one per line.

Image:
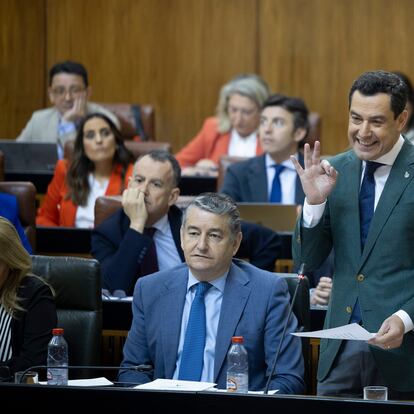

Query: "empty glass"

xmin=363 ymin=386 xmax=388 ymax=400
xmin=14 ymin=371 xmax=38 ymax=384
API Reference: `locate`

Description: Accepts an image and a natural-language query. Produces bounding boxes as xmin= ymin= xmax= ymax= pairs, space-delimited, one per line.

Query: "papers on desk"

xmin=291 ymin=323 xmax=376 ymax=340
xmin=40 ymin=377 xmax=113 ymax=387
xmin=134 ymin=379 xmax=216 ymax=391
xmin=102 ymin=295 xmax=133 ymax=302
xmin=208 ymin=388 xmax=279 ymax=395
xmin=134 ymin=379 xmax=278 ymax=394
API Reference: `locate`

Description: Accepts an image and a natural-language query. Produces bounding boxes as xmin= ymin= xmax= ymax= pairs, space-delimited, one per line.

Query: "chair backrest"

xmin=306 ymin=112 xmax=322 ymax=147
xmin=0 ymin=150 xmax=4 ymax=181
xmin=0 ymin=181 xmax=36 ymax=249
xmin=31 ymin=255 xmax=102 ymax=376
xmin=276 ymin=273 xmax=310 ymax=332
xmin=94 ymin=196 xmax=123 ymax=227
xmin=97 ymin=103 xmax=155 ymax=141
xmin=217 ymin=155 xmax=247 ymax=191
xmin=277 ymin=272 xmax=311 ymax=392
xmin=64 ymin=140 xmax=171 ymax=163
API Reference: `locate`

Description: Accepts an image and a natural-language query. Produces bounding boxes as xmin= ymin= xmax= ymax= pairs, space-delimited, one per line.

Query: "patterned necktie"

xmin=178 ymin=282 xmax=211 ymax=381
xmin=351 ymin=161 xmax=384 ymax=323
xmin=141 ymin=227 xmax=158 ymax=276
xmin=270 ymin=164 xmax=286 ymax=203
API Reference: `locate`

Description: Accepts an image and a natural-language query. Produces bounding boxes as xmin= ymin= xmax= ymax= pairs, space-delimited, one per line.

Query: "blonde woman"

xmin=175 ymin=73 xmax=270 ymax=176
xmin=0 ymin=217 xmax=56 ymax=380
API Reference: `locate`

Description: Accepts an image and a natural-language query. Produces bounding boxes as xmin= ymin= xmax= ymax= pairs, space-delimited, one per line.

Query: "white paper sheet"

xmin=39 ymin=377 xmax=113 ymax=386
xmin=208 ymin=388 xmax=279 ymax=394
xmin=291 ymin=323 xmax=376 ymax=340
xmin=134 ymin=378 xmax=216 ymax=391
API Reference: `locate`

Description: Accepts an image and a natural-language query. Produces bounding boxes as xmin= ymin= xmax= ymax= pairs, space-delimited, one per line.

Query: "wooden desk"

xmin=2 ymin=382 xmax=413 ymax=412
xmin=101 ymin=298 xmax=326 ymax=395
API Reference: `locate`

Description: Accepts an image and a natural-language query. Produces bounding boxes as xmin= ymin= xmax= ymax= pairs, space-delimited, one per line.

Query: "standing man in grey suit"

xmin=220 ymin=94 xmax=308 ymax=205
xmin=17 ymin=60 xmax=118 ymax=159
xmin=119 ymin=192 xmax=305 ymax=394
xmin=292 ymin=70 xmax=414 ymax=399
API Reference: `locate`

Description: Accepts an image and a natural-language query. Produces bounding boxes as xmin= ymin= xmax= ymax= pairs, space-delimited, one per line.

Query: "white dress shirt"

xmin=75 ymin=174 xmax=109 ymax=228
xmin=228 ymin=129 xmax=258 ymax=158
xmin=265 ymin=152 xmax=298 ymax=204
xmin=151 ymin=214 xmax=182 ymax=270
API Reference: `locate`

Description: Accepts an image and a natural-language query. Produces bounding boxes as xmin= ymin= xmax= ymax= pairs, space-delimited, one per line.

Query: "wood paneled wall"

xmin=0 ymin=0 xmax=45 ymax=138
xmin=2 ymin=0 xmax=414 ymax=156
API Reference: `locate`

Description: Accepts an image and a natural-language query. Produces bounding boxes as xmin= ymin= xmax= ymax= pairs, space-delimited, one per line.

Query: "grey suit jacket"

xmin=220 ymin=154 xmax=305 ymax=204
xmin=16 ymin=102 xmax=119 ymax=147
xmin=293 ymin=142 xmax=414 ymax=391
xmin=119 ymin=259 xmax=305 ymax=394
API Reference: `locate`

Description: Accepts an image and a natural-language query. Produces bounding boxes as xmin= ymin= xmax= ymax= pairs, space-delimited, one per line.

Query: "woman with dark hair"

xmin=36 ymin=113 xmax=134 ymax=227
xmin=0 ymin=217 xmax=56 ymax=380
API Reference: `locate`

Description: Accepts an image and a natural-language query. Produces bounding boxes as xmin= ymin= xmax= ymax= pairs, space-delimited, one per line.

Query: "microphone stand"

xmin=263 ymin=263 xmax=305 ymax=395
xmin=17 ymin=364 xmax=153 ymax=384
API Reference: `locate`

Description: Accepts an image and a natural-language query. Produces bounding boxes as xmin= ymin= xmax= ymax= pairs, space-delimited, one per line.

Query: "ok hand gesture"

xmin=291 ymin=141 xmax=338 ymax=205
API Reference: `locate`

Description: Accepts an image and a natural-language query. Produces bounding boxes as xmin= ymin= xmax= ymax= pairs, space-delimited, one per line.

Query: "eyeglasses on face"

xmin=50 ymin=86 xmax=85 ymax=98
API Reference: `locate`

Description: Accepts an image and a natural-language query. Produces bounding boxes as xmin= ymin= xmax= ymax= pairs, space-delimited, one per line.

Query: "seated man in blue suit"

xmin=220 ymin=93 xmax=309 ymax=204
xmin=118 ymin=192 xmax=305 ymax=394
xmin=220 ymin=94 xmax=334 ymax=292
xmin=0 ymin=193 xmax=32 ymax=253
xmin=91 ymin=150 xmax=282 ymax=296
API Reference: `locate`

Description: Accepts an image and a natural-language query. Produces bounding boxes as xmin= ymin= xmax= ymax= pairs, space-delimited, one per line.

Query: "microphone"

xmin=17 ymin=364 xmax=153 ymax=384
xmin=263 ymin=263 xmax=306 ymax=395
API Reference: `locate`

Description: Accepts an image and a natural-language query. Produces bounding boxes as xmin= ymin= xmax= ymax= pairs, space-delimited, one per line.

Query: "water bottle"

xmin=47 ymin=328 xmax=68 ymax=385
xmin=226 ymin=335 xmax=249 ymax=393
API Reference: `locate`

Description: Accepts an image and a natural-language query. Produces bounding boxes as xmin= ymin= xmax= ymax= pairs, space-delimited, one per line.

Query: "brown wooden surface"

xmin=46 ymin=0 xmax=258 ymax=152
xmin=2 ymin=0 xmax=414 ymax=157
xmin=0 ymin=0 xmax=46 ymax=138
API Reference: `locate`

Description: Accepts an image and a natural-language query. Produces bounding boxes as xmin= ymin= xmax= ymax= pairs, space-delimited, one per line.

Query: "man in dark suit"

xmin=91 ymin=150 xmax=281 ymax=296
xmin=220 ymin=94 xmax=308 ymax=204
xmin=292 ymin=70 xmax=414 ymax=399
xmin=118 ymin=193 xmax=305 ymax=393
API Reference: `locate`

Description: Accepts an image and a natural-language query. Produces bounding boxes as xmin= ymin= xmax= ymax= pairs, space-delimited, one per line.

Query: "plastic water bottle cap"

xmin=52 ymin=328 xmax=64 ymax=335
xmin=231 ymin=336 xmax=244 ymax=344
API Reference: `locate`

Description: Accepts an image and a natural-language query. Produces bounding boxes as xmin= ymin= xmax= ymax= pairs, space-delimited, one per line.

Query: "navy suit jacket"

xmin=220 ymin=153 xmax=305 ymax=204
xmin=91 ymin=205 xmax=281 ymax=295
xmin=0 ymin=193 xmax=32 ymax=253
xmin=119 ymin=259 xmax=305 ymax=394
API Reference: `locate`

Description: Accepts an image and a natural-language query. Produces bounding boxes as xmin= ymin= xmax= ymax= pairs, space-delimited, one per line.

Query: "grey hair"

xmin=182 ymin=192 xmax=241 ymax=239
xmin=216 ymin=73 xmax=270 ymax=133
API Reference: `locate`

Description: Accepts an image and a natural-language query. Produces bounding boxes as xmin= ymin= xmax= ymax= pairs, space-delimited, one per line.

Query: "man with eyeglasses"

xmin=17 ymin=60 xmax=119 ymax=159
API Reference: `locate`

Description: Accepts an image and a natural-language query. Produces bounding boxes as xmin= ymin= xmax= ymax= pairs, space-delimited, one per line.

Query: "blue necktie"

xmin=351 ymin=161 xmax=384 ymax=323
xmin=270 ymin=165 xmax=286 ymax=203
xmin=359 ymin=161 xmax=384 ymax=250
xmin=178 ymin=282 xmax=211 ymax=381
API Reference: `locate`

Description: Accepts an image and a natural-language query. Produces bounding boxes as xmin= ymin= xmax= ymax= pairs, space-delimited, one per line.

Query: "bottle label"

xmin=227 ymin=376 xmax=238 ymax=392
xmin=226 ymin=373 xmax=248 ymax=393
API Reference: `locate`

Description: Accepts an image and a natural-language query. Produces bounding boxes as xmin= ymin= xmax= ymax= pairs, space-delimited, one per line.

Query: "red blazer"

xmin=36 ymin=159 xmax=133 ymax=227
xmin=175 ymin=117 xmax=263 ymax=167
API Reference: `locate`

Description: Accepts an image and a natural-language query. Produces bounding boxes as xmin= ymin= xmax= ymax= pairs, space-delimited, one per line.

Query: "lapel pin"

xmin=405 ymin=171 xmax=410 ymax=178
